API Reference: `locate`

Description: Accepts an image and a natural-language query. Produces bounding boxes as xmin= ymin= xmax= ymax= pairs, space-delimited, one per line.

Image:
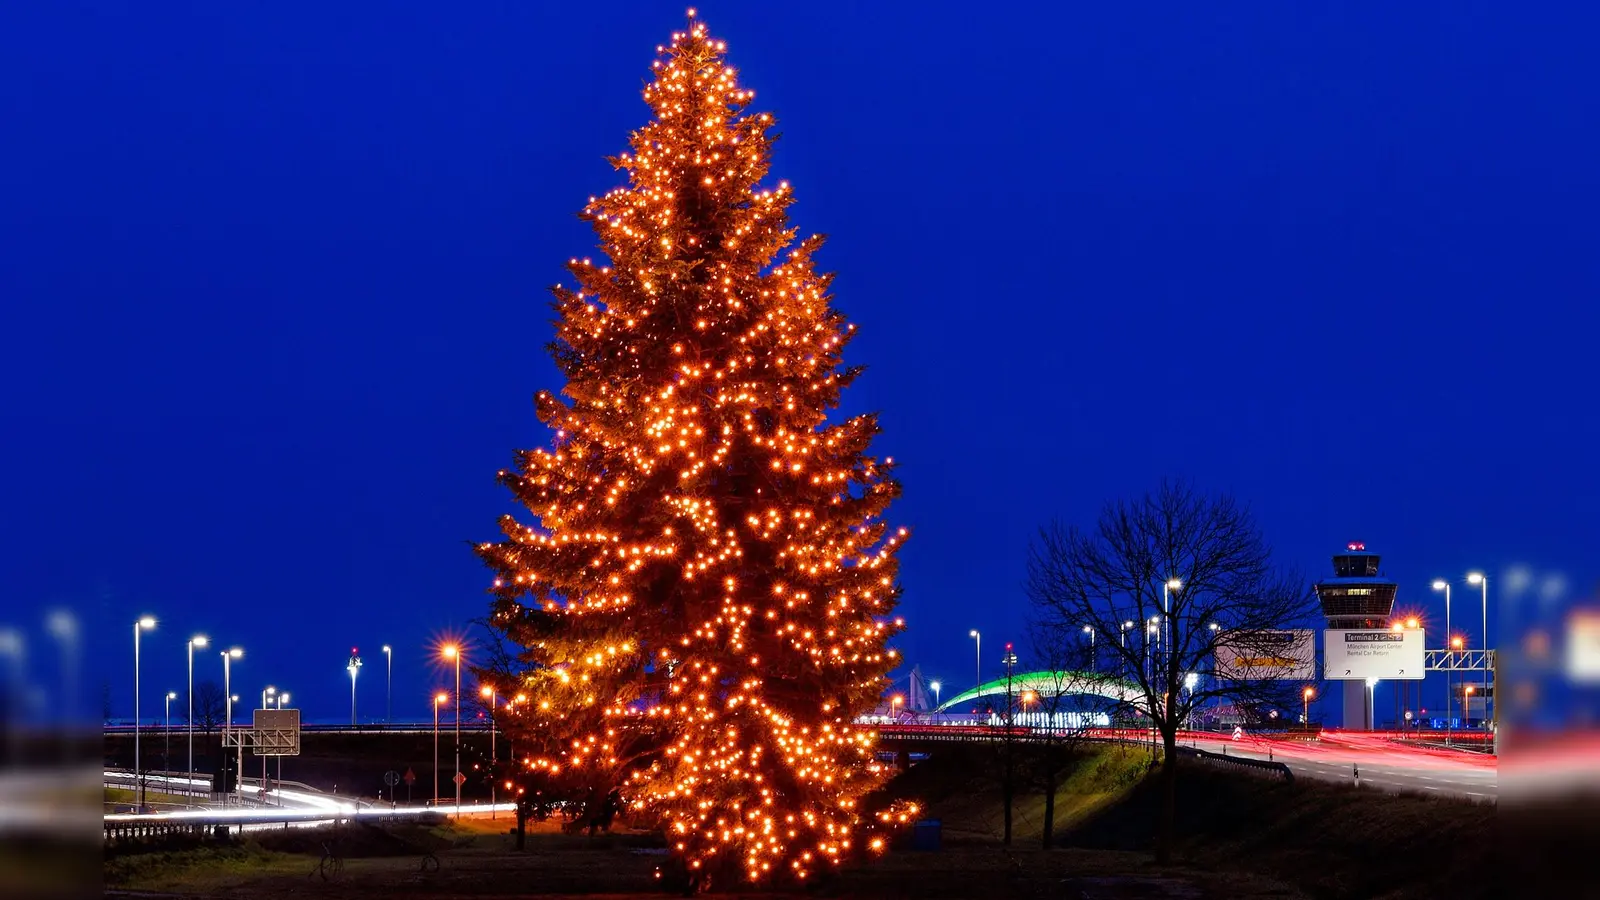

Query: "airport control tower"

xmin=1313 ymin=542 xmax=1398 ymax=729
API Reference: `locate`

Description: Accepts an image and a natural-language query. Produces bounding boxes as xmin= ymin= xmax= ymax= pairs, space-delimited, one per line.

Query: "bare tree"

xmin=188 ymin=681 xmax=226 ymax=736
xmin=1023 ymin=622 xmax=1129 ymax=849
xmin=1025 ymin=480 xmax=1315 ymax=863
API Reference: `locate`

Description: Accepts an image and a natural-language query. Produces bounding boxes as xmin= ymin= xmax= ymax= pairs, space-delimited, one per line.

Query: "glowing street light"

xmin=1162 ymin=579 xmax=1182 ymax=672
xmin=186 ymin=635 xmax=208 ymax=794
xmin=347 ymin=649 xmax=363 ymax=727
xmin=1303 ymin=686 xmax=1315 ymax=725
xmin=481 ymin=684 xmax=499 ymax=819
xmin=1082 ymin=624 xmax=1096 ymax=671
xmin=382 ymin=645 xmax=393 ymax=725
xmin=1466 ymin=572 xmax=1489 ymax=724
xmin=442 ymin=644 xmax=462 ymax=818
xmin=1365 ymin=678 xmax=1379 ymax=731
xmin=432 ymin=691 xmax=448 ymax=806
xmin=930 ymin=680 xmax=941 ymax=708
xmin=132 ymin=616 xmax=156 ymax=810
xmin=968 ymin=630 xmax=981 ymax=689
xmin=163 ymin=691 xmax=177 ymax=774
xmin=1432 ymin=579 xmax=1454 ymax=745
xmin=221 ymin=647 xmax=242 ymax=794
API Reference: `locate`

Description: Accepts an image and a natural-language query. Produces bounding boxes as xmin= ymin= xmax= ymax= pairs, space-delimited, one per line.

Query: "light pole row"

xmin=1431 ymin=572 xmax=1493 ymax=742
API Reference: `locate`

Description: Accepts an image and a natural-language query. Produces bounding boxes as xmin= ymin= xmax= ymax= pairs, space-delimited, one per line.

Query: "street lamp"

xmin=1002 ymin=643 xmax=1018 ymax=728
xmin=890 ymin=694 xmax=902 ymax=721
xmin=347 ymin=649 xmax=362 ymax=728
xmin=1302 ymin=686 xmax=1315 ymax=725
xmin=433 ymin=691 xmax=449 ymax=806
xmin=1082 ymin=624 xmax=1095 ymax=671
xmin=1466 ymin=572 xmax=1489 ymax=724
xmin=382 ymin=645 xmax=393 ymax=725
xmin=164 ymin=691 xmax=177 ymax=774
xmin=1146 ymin=617 xmax=1159 ymax=685
xmin=442 ymin=644 xmax=462 ymax=818
xmin=481 ymin=684 xmax=499 ymax=819
xmin=132 ymin=616 xmax=156 ymax=811
xmin=1365 ymin=678 xmax=1379 ymax=731
xmin=930 ymin=680 xmax=941 ymax=708
xmin=968 ymin=630 xmax=981 ymax=689
xmin=1163 ymin=578 xmax=1182 ymax=676
xmin=273 ymin=691 xmax=289 ymax=803
xmin=259 ymin=686 xmax=276 ymax=796
xmin=186 ymin=635 xmax=207 ymax=795
xmin=1432 ymin=580 xmax=1452 ymax=744
xmin=221 ymin=648 xmax=242 ymax=795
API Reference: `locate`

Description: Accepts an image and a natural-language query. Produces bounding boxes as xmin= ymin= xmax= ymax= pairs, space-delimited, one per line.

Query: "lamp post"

xmin=260 ymin=686 xmax=276 ymax=796
xmin=133 ymin=616 xmax=156 ymax=810
xmin=1163 ymin=578 xmax=1182 ymax=679
xmin=1002 ymin=644 xmax=1017 ymax=727
xmin=1432 ymin=580 xmax=1452 ymax=744
xmin=1145 ymin=617 xmax=1159 ymax=686
xmin=164 ymin=691 xmax=177 ymax=774
xmin=347 ymin=649 xmax=362 ymax=728
xmin=890 ymin=694 xmax=902 ymax=722
xmin=1365 ymin=678 xmax=1378 ymax=731
xmin=1449 ymin=636 xmax=1464 ymax=741
xmin=1303 ymin=686 xmax=1315 ymax=726
xmin=382 ymin=645 xmax=392 ymax=725
xmin=1082 ymin=625 xmax=1095 ymax=671
xmin=930 ymin=680 xmax=941 ymax=709
xmin=1466 ymin=572 xmax=1488 ymax=724
xmin=443 ymin=645 xmax=462 ymax=819
xmin=481 ymin=685 xmax=498 ymax=819
xmin=1183 ymin=673 xmax=1198 ymax=732
xmin=432 ymin=692 xmax=448 ymax=806
xmin=221 ymin=648 xmax=242 ymax=797
xmin=968 ymin=630 xmax=981 ymax=689
xmin=186 ymin=636 xmax=207 ymax=795
xmin=274 ymin=691 xmax=288 ymax=803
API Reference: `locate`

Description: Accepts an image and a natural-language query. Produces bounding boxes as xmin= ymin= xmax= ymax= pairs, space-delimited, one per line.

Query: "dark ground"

xmin=98 ymin=744 xmax=1515 ymax=900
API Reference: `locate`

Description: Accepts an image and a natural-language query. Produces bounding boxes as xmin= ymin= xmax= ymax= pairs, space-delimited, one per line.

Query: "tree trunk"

xmin=1041 ymin=762 xmax=1057 ymax=849
xmin=1002 ymin=745 xmax=1014 ymax=846
xmin=1155 ymin=727 xmax=1178 ymax=864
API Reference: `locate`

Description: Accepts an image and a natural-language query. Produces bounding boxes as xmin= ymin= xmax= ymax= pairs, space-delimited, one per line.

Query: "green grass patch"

xmin=104 ymin=786 xmax=194 ymax=807
xmin=103 ymin=842 xmax=302 ymax=891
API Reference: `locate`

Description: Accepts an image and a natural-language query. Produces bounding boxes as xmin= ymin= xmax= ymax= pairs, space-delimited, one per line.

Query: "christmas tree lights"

xmin=477 ymin=9 xmax=913 ymax=887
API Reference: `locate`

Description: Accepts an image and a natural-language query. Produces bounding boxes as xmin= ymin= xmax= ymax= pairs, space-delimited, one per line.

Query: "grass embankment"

xmin=104 ymin=745 xmax=1501 ymax=899
xmin=893 ymin=743 xmax=1494 ymax=900
xmin=104 ymin=786 xmax=197 ymax=810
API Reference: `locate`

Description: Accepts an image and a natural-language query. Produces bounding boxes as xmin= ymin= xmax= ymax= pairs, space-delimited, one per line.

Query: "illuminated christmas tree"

xmin=477 ymin=10 xmax=914 ymax=889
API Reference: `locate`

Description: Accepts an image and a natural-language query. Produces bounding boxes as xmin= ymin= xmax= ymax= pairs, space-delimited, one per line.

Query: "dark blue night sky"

xmin=2 ymin=3 xmax=1593 ymax=725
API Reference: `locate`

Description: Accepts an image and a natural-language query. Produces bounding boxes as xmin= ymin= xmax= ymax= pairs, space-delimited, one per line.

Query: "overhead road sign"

xmin=1324 ymin=628 xmax=1424 ymax=680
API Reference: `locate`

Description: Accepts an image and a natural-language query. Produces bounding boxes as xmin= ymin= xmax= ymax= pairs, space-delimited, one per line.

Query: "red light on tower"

xmin=1347 ymin=542 xmax=1365 ymax=551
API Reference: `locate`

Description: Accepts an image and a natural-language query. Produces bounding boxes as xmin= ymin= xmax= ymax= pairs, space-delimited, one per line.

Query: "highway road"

xmin=1187 ymin=730 xmax=1497 ymax=801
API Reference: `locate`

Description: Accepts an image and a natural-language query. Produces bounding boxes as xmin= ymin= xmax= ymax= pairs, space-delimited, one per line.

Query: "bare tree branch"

xmin=1024 ymin=479 xmax=1317 ymax=861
